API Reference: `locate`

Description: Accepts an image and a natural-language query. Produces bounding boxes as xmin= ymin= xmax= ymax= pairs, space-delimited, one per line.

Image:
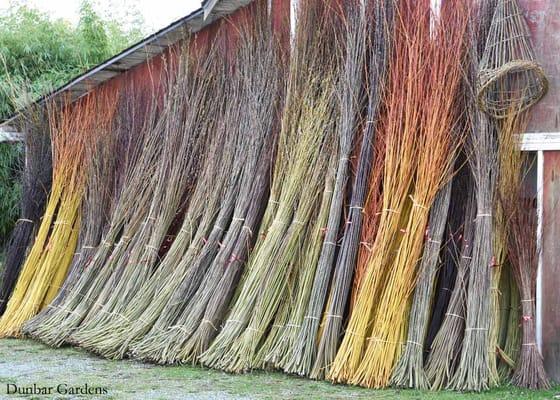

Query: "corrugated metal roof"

xmin=0 ymin=0 xmax=254 ymax=131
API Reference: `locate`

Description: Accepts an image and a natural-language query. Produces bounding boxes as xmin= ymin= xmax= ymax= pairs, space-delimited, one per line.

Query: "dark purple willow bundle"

xmin=0 ymin=110 xmax=52 ymax=316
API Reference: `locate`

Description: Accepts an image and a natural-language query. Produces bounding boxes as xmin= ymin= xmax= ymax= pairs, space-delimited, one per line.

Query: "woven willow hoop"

xmin=477 ymin=0 xmax=548 ymax=119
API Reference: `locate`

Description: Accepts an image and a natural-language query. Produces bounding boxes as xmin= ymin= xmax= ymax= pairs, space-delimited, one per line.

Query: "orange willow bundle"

xmin=0 ymin=89 xmax=118 ymax=337
xmin=329 ymin=0 xmax=469 ymax=388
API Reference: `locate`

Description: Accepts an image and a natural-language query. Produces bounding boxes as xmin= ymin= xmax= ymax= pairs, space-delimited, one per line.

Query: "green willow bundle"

xmin=390 ymin=180 xmax=452 ymax=389
xmin=67 ymin=45 xmax=220 ymax=353
xmin=0 ymin=108 xmax=52 ymax=316
xmin=200 ymin=0 xmax=341 ymax=373
xmin=263 ymin=0 xmax=365 ymax=377
xmin=498 ymin=268 xmax=521 ymax=380
xmin=115 ymin=17 xmax=284 ymax=364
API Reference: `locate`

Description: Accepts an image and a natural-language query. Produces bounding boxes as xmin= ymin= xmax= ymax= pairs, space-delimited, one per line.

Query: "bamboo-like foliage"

xmin=497 ymin=111 xmax=549 ymax=389
xmin=0 ymin=107 xmax=52 ymax=316
xmin=200 ymin=0 xmax=341 ymax=373
xmin=0 ymin=89 xmax=117 ymax=337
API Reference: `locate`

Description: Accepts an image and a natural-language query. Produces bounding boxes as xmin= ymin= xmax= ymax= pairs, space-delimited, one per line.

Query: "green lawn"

xmin=0 ymin=338 xmax=557 ymax=399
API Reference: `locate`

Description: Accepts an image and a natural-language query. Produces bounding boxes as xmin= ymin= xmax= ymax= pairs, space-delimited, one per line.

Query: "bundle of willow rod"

xmin=136 ymin=14 xmax=284 ymax=365
xmin=258 ymin=0 xmax=365 ymax=376
xmin=200 ymin=0 xmax=341 ymax=373
xmin=497 ymin=267 xmax=521 ymax=380
xmin=24 ymin=67 xmax=168 ymax=347
xmin=449 ymin=3 xmax=499 ymax=391
xmin=425 ymin=181 xmax=476 ymax=390
xmin=330 ymin=0 xmax=467 ymax=388
xmin=67 ymin=44 xmax=220 ymax=353
xmin=23 ymin=80 xmax=139 ymax=338
xmin=0 ymin=89 xmax=117 ymax=338
xmin=328 ymin=0 xmax=422 ymax=380
xmin=424 ymin=160 xmax=470 ymax=353
xmin=87 ymin=9 xmax=283 ymax=362
xmin=498 ymin=111 xmax=549 ymax=389
xmin=390 ymin=180 xmax=452 ymax=389
xmin=307 ymin=0 xmax=393 ymax=380
xmin=0 ymin=107 xmax=52 ymax=316
xmin=351 ymin=2 xmax=467 ymax=389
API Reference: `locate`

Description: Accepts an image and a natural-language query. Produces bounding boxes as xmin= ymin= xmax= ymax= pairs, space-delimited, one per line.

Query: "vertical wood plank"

xmin=541 ymin=150 xmax=560 ymax=381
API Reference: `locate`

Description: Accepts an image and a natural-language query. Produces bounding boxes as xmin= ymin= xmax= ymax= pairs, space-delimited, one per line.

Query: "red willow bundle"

xmin=24 ymin=67 xmax=169 ymax=347
xmin=0 ymin=108 xmax=52 ymax=316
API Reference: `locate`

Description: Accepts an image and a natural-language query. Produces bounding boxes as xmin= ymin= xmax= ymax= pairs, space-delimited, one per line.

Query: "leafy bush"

xmin=0 ymin=1 xmax=146 ymax=250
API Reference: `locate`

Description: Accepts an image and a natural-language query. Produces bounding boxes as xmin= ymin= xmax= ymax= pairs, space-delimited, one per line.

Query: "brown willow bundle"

xmin=0 ymin=89 xmax=117 ymax=337
xmin=424 ymin=161 xmax=471 ymax=353
xmin=449 ymin=4 xmax=500 ymax=392
xmin=0 ymin=108 xmax=52 ymax=316
xmin=498 ymin=112 xmax=549 ymax=389
xmin=350 ymin=2 xmax=468 ymax=389
xmin=306 ymin=1 xmax=393 ymax=380
xmin=67 ymin=44 xmax=219 ymax=353
xmin=134 ymin=19 xmax=284 ymax=365
xmin=390 ymin=179 xmax=452 ymax=389
xmin=86 ymin=12 xmax=283 ymax=362
xmin=23 ymin=67 xmax=170 ymax=347
xmin=425 ymin=183 xmax=477 ymax=390
xmin=254 ymin=0 xmax=365 ymax=377
xmin=200 ymin=0 xmax=341 ymax=374
xmin=23 ymin=80 xmax=141 ymax=338
xmin=477 ymin=0 xmax=548 ymax=119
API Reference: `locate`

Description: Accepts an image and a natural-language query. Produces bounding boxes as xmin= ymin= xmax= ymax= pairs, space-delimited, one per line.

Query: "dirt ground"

xmin=0 ymin=339 xmax=558 ymax=400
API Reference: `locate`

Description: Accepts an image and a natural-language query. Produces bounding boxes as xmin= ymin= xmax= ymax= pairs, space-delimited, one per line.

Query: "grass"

xmin=0 ymin=339 xmax=557 ymax=399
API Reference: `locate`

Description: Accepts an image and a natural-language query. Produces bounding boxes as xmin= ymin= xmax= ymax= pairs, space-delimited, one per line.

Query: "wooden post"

xmin=540 ymin=151 xmax=560 ymax=381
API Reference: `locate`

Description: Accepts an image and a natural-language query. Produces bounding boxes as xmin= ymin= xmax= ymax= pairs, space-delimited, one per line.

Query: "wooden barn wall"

xmin=519 ymin=0 xmax=560 ymax=381
xmin=78 ymin=0 xmax=289 ymax=110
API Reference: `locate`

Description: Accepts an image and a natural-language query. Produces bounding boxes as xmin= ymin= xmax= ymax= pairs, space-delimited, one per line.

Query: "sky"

xmin=0 ymin=0 xmax=202 ymax=32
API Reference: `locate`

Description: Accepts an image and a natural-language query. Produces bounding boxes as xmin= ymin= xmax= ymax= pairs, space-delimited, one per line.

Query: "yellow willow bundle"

xmin=351 ymin=7 xmax=467 ymax=388
xmin=0 ymin=91 xmax=117 ymax=337
xmin=328 ymin=0 xmax=427 ymax=384
xmin=330 ymin=0 xmax=469 ymax=388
